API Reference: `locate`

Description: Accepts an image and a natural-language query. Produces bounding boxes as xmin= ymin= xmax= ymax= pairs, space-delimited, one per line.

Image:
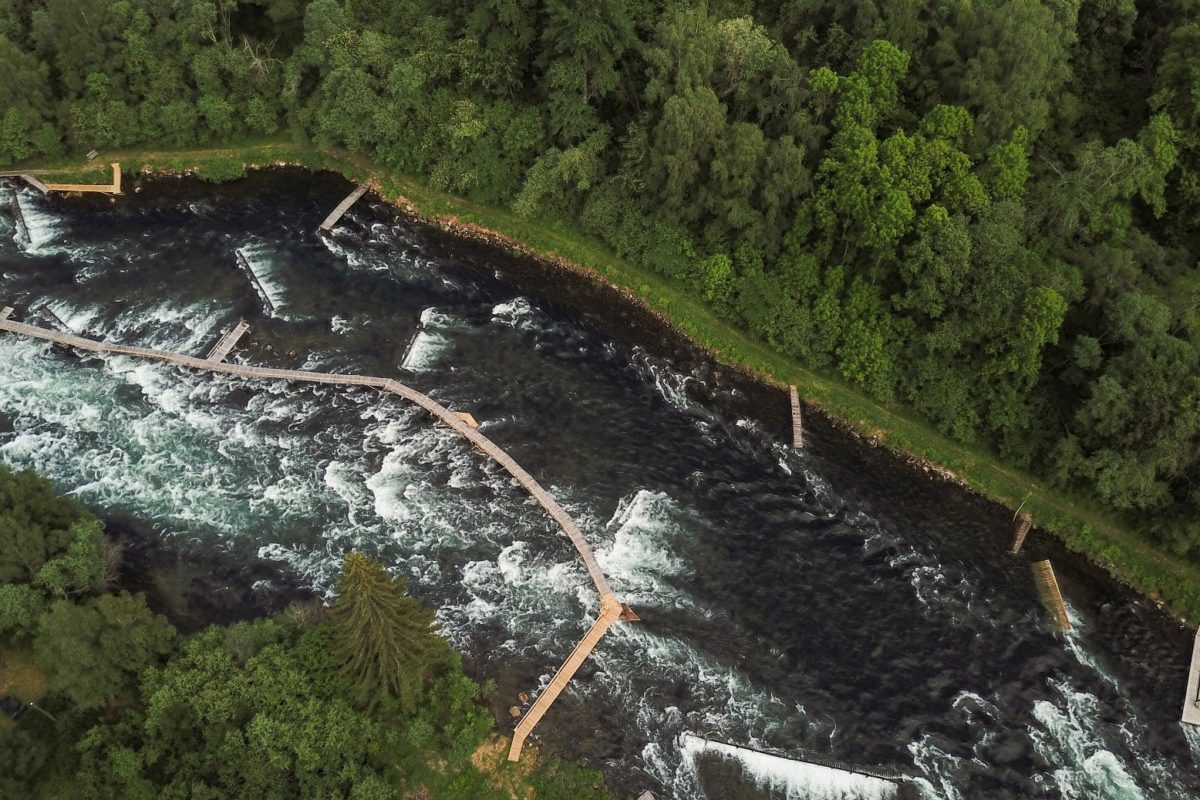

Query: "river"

xmin=1 ymin=170 xmax=1198 ymax=799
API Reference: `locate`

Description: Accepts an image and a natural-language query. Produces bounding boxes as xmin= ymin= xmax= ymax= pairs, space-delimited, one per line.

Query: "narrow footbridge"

xmin=0 ymin=312 xmax=626 ymax=759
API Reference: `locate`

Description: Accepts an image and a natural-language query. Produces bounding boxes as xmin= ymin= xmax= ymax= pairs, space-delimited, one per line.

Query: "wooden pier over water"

xmin=0 ymin=312 xmax=625 ymax=759
xmin=789 ymin=385 xmax=803 ymax=449
xmin=206 ymin=319 xmax=249 ymax=362
xmin=320 ymin=185 xmax=369 ymax=232
xmin=1184 ymin=628 xmax=1200 ymax=726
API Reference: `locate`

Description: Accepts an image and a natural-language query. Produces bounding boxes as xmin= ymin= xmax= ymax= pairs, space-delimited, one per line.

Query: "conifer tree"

xmin=329 ymin=552 xmax=441 ymax=712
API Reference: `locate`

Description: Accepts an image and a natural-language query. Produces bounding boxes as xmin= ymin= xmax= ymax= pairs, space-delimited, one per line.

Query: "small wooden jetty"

xmin=206 ymin=319 xmax=249 ymax=362
xmin=0 ymin=312 xmax=625 ymax=760
xmin=789 ymin=385 xmax=803 ymax=449
xmin=1183 ymin=628 xmax=1200 ymax=726
xmin=1010 ymin=512 xmax=1033 ymax=555
xmin=1032 ymin=560 xmax=1071 ymax=631
xmin=320 ymin=185 xmax=369 ymax=232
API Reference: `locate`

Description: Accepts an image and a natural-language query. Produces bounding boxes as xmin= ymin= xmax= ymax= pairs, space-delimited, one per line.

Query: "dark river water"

xmin=2 ymin=170 xmax=1199 ymax=799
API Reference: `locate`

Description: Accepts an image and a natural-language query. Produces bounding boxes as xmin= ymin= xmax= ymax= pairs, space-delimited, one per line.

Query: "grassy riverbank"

xmin=15 ymin=138 xmax=1200 ymax=624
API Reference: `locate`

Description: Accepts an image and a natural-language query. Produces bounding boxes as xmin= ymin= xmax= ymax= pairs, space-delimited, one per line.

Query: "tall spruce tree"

xmin=329 ymin=552 xmax=441 ymax=712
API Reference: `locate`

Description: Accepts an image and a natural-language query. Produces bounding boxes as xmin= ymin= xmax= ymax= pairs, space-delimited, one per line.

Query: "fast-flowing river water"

xmin=2 ymin=170 xmax=1198 ymax=799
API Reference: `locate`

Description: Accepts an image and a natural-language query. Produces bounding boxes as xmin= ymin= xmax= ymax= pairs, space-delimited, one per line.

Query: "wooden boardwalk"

xmin=509 ymin=595 xmax=623 ymax=761
xmin=789 ymin=385 xmax=803 ymax=449
xmin=1184 ymin=628 xmax=1200 ymax=725
xmin=206 ymin=319 xmax=249 ymax=362
xmin=320 ymin=185 xmax=369 ymax=232
xmin=0 ymin=313 xmax=621 ymax=757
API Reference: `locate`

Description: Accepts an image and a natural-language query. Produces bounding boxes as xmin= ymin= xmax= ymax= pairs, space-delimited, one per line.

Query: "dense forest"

xmin=0 ymin=467 xmax=612 ymax=798
xmin=2 ymin=0 xmax=1200 ymax=559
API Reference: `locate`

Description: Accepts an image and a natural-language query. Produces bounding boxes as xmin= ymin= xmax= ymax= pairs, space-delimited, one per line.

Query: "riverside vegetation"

xmin=3 ymin=1 xmax=1200 ymax=617
xmin=0 ymin=466 xmax=613 ymax=800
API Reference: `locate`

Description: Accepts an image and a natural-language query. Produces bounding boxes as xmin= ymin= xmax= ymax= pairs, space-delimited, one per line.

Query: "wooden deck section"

xmin=319 ymin=185 xmax=369 ymax=232
xmin=1032 ymin=559 xmax=1071 ymax=631
xmin=206 ymin=319 xmax=250 ymax=362
xmin=0 ymin=307 xmax=12 ymax=321
xmin=1183 ymin=628 xmax=1200 ymax=726
xmin=789 ymin=385 xmax=803 ymax=449
xmin=42 ymin=163 xmax=122 ymax=195
xmin=508 ymin=595 xmax=623 ymax=761
xmin=20 ymin=175 xmax=49 ymax=195
xmin=0 ymin=313 xmax=622 ymax=757
xmin=1010 ymin=513 xmax=1033 ymax=555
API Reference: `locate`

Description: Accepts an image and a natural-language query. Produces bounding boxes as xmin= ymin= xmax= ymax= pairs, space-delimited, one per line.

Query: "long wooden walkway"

xmin=320 ymin=185 xmax=369 ymax=232
xmin=1184 ymin=628 xmax=1200 ymax=725
xmin=0 ymin=312 xmax=620 ymax=757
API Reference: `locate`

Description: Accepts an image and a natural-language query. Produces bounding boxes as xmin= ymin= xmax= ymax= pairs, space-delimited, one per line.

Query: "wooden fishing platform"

xmin=320 ymin=185 xmax=369 ymax=232
xmin=1183 ymin=628 xmax=1200 ymax=726
xmin=206 ymin=319 xmax=249 ymax=362
xmin=789 ymin=385 xmax=803 ymax=448
xmin=0 ymin=311 xmax=625 ymax=759
xmin=1 ymin=164 xmax=121 ymax=195
xmin=1032 ymin=559 xmax=1071 ymax=631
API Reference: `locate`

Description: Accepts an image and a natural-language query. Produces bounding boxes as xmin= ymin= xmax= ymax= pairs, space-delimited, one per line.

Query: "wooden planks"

xmin=789 ymin=385 xmax=803 ymax=449
xmin=0 ymin=314 xmax=625 ymax=758
xmin=1032 ymin=560 xmax=1071 ymax=631
xmin=20 ymin=175 xmax=49 ymax=195
xmin=1010 ymin=513 xmax=1033 ymax=555
xmin=508 ymin=595 xmax=623 ymax=762
xmin=206 ymin=319 xmax=250 ymax=362
xmin=319 ymin=185 xmax=369 ymax=232
xmin=0 ymin=307 xmax=12 ymax=321
xmin=1183 ymin=628 xmax=1200 ymax=726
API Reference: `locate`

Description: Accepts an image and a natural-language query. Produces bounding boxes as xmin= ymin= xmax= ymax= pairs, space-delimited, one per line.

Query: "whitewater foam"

xmin=680 ymin=734 xmax=899 ymax=800
xmin=1030 ymin=679 xmax=1148 ymax=800
xmin=236 ymin=244 xmax=289 ymax=318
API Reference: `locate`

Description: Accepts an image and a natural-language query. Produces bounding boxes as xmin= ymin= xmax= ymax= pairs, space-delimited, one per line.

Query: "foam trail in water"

xmin=1184 ymin=725 xmax=1200 ymax=767
xmin=1062 ymin=604 xmax=1120 ymax=689
xmin=1029 ymin=679 xmax=1147 ymax=800
xmin=14 ymin=190 xmax=61 ymax=253
xmin=236 ymin=244 xmax=288 ymax=317
xmin=679 ymin=734 xmax=898 ymax=800
xmin=596 ymin=489 xmax=688 ymax=604
xmin=401 ymin=307 xmax=456 ymax=372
